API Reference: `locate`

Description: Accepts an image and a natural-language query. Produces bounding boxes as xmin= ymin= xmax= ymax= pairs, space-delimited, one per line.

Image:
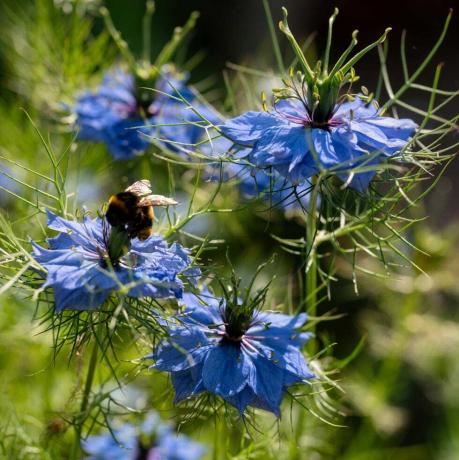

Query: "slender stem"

xmin=154 ymin=11 xmax=200 ymax=69
xmin=100 ymin=6 xmax=136 ymax=71
xmin=380 ymin=9 xmax=452 ymax=111
xmin=279 ymin=7 xmax=314 ymax=82
xmin=142 ymin=1 xmax=155 ymax=64
xmin=72 ymin=322 xmax=101 ymax=459
xmin=262 ymin=0 xmax=285 ymax=75
xmin=305 ymin=180 xmax=319 ymax=316
xmin=338 ymin=27 xmax=391 ymax=76
xmin=288 ymin=406 xmax=306 ymax=460
xmin=323 ymin=8 xmax=339 ymax=76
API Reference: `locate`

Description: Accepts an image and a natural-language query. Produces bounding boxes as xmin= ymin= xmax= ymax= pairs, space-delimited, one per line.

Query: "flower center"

xmin=222 ymin=304 xmax=254 ymax=343
xmin=99 ymin=224 xmax=131 ymax=269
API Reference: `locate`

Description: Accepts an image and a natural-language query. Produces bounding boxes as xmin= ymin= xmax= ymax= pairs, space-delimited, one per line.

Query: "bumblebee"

xmin=105 ymin=180 xmax=177 ymax=240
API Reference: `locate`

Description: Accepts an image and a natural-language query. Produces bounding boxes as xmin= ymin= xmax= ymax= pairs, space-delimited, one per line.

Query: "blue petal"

xmin=244 ymin=350 xmax=284 ymax=416
xmin=202 ymin=343 xmax=254 ymax=397
xmin=47 ymin=233 xmax=76 ymax=250
xmin=152 ymin=328 xmax=212 ymax=372
xmin=131 ymin=235 xmax=168 ymax=252
xmin=105 ymin=118 xmax=150 ymax=160
xmin=46 ymin=210 xmax=103 ymax=251
xmin=75 ymin=94 xmax=122 ymax=143
xmin=251 ymin=125 xmax=307 ymax=165
xmin=224 ymin=385 xmax=256 ymax=415
xmin=364 ymin=116 xmax=417 ymax=140
xmin=178 ymin=288 xmax=222 ymax=327
xmin=82 ymin=424 xmax=137 ymax=459
xmin=52 ymin=285 xmax=111 ymax=312
xmin=253 ymin=311 xmax=308 ymax=330
xmin=274 ymin=99 xmax=309 ymax=120
xmin=334 ymin=97 xmax=379 ymax=120
xmin=220 ymin=111 xmax=283 ymax=145
xmin=158 ymin=432 xmax=206 ymax=460
xmin=251 ymin=125 xmax=319 ymax=184
xmin=350 ymin=120 xmax=407 ymax=156
xmin=311 ymin=128 xmax=341 ymax=167
xmin=244 ymin=333 xmax=312 ymax=380
xmin=171 ymin=364 xmax=206 ymax=403
xmin=32 ymin=245 xmax=116 ymax=310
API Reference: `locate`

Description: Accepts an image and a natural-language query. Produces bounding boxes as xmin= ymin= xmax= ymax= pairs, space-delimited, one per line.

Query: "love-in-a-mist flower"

xmin=221 ymin=9 xmax=418 ymax=192
xmin=221 ymin=95 xmax=417 ymax=193
xmin=82 ymin=412 xmax=205 ymax=460
xmin=148 ymin=287 xmax=314 ymax=416
xmin=75 ymin=66 xmax=215 ymax=159
xmin=31 ymin=210 xmax=199 ymax=311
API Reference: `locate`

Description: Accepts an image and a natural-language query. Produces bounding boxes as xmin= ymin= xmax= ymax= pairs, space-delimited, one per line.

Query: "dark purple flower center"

xmin=221 ymin=304 xmax=255 ymax=343
xmin=275 ymin=98 xmax=345 ymax=131
xmin=286 ymin=111 xmax=344 ymax=131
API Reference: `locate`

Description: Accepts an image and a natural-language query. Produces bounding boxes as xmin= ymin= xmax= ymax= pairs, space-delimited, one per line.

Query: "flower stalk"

xmin=72 ymin=320 xmax=101 ymax=459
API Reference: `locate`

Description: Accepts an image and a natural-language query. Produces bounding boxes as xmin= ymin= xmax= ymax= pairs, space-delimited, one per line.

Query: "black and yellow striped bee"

xmin=105 ymin=180 xmax=177 ymax=240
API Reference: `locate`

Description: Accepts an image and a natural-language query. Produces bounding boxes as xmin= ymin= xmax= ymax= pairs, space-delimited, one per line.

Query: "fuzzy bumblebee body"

xmin=105 ymin=180 xmax=177 ymax=241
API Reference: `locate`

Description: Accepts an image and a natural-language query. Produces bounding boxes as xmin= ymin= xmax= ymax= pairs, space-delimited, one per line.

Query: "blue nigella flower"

xmin=31 ymin=211 xmax=199 ymax=311
xmin=82 ymin=411 xmax=205 ymax=460
xmin=148 ymin=288 xmax=314 ymax=416
xmin=220 ymin=95 xmax=417 ymax=192
xmin=75 ymin=66 xmax=215 ymax=160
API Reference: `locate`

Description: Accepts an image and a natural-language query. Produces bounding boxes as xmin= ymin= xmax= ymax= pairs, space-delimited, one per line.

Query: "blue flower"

xmin=82 ymin=412 xmax=205 ymax=460
xmin=148 ymin=288 xmax=314 ymax=416
xmin=221 ymin=95 xmax=417 ymax=192
xmin=31 ymin=211 xmax=199 ymax=311
xmin=75 ymin=67 xmax=212 ymax=159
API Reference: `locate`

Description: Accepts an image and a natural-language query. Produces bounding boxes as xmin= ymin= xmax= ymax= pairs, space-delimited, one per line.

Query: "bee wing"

xmin=125 ymin=180 xmax=152 ymax=196
xmin=138 ymin=194 xmax=178 ymax=207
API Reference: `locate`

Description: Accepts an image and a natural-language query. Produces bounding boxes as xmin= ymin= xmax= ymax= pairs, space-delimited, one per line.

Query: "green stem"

xmin=262 ymin=0 xmax=285 ymax=75
xmin=288 ymin=407 xmax=306 ymax=460
xmin=72 ymin=324 xmax=101 ymax=459
xmin=323 ymin=8 xmax=339 ymax=76
xmin=380 ymin=9 xmax=452 ymax=112
xmin=305 ymin=180 xmax=319 ymax=316
xmin=279 ymin=7 xmax=314 ymax=82
xmin=142 ymin=1 xmax=155 ymax=64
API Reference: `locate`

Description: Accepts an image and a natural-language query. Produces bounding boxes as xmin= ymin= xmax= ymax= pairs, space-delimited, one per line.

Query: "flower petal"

xmin=171 ymin=364 xmax=206 ymax=403
xmin=253 ymin=311 xmax=308 ymax=330
xmin=350 ymin=120 xmax=407 ymax=156
xmin=152 ymin=328 xmax=212 ymax=372
xmin=245 ymin=352 xmax=284 ymax=416
xmin=333 ymin=97 xmax=379 ymax=120
xmin=221 ymin=111 xmax=283 ymax=145
xmin=45 ymin=210 xmax=103 ymax=251
xmin=364 ymin=116 xmax=417 ymax=140
xmin=178 ymin=289 xmax=223 ymax=327
xmin=202 ymin=343 xmax=254 ymax=397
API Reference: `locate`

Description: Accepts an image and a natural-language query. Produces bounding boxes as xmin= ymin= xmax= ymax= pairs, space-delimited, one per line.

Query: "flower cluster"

xmin=221 ymin=95 xmax=417 ymax=192
xmin=82 ymin=412 xmax=205 ymax=460
xmin=32 ymin=210 xmax=199 ymax=311
xmin=148 ymin=288 xmax=314 ymax=416
xmin=75 ymin=67 xmax=214 ymax=159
